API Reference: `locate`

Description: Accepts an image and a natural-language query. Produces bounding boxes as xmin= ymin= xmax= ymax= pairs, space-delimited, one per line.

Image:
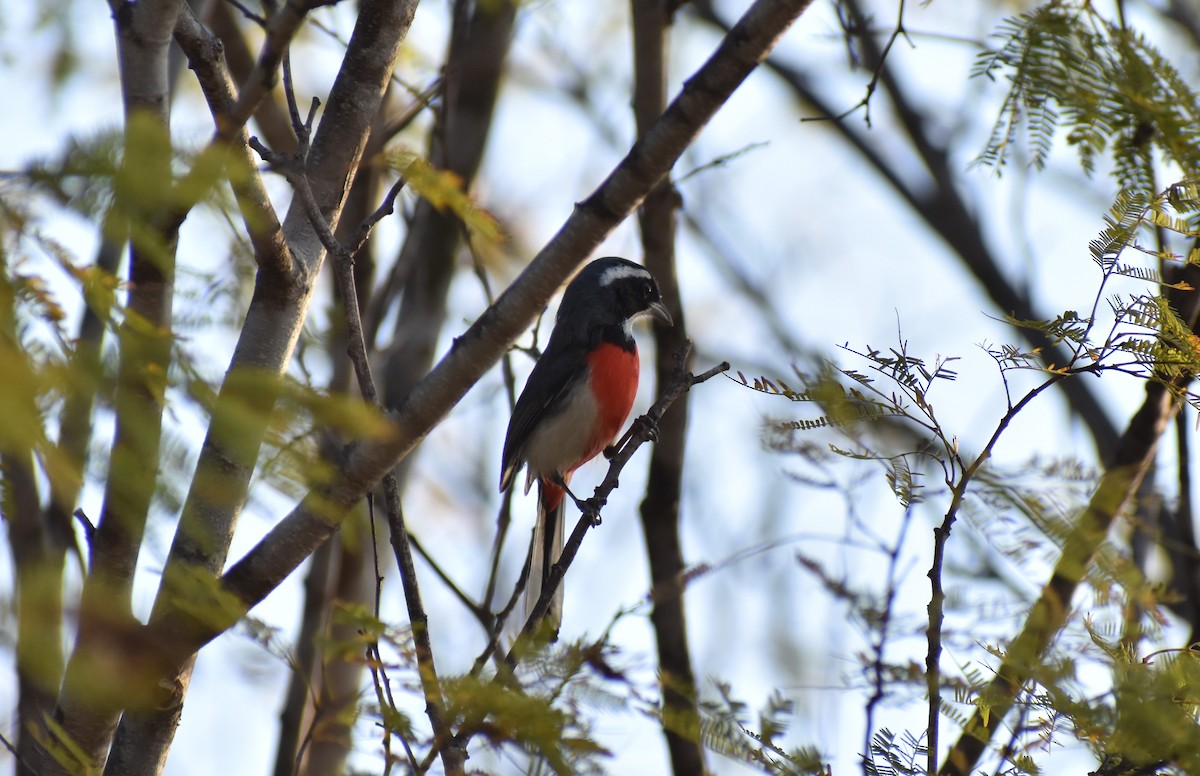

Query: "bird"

xmin=499 ymin=257 xmax=673 ymax=637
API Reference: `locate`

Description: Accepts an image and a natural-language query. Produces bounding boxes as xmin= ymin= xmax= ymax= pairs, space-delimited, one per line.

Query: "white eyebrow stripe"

xmin=599 ymin=264 xmax=651 ymax=286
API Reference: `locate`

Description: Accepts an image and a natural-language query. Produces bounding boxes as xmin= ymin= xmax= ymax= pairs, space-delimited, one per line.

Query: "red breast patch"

xmin=583 ymin=343 xmax=639 ymax=465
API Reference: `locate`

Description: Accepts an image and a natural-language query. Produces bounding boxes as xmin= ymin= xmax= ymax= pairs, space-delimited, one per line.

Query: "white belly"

xmin=521 ymin=378 xmax=603 ymax=491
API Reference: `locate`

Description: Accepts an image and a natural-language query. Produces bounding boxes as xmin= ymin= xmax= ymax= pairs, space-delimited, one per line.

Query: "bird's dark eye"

xmin=643 ymin=281 xmax=654 ymax=298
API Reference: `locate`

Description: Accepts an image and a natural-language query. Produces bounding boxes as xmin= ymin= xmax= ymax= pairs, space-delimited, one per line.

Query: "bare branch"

xmin=209 ymin=0 xmax=299 ymax=154
xmin=221 ymin=0 xmax=322 ymax=141
xmin=173 ymin=3 xmax=290 ymax=273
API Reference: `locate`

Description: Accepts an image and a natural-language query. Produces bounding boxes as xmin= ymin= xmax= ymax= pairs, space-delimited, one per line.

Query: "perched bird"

xmin=500 ymin=257 xmax=673 ymax=635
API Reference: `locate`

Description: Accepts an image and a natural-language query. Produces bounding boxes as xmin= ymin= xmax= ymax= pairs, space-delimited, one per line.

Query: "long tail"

xmin=526 ymin=477 xmax=566 ymax=638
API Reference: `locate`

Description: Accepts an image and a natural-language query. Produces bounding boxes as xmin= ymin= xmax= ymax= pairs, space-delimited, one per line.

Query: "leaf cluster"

xmin=995 ymin=180 xmax=1200 ymax=411
xmin=974 ymin=0 xmax=1200 ymax=189
xmin=864 ymin=728 xmax=927 ymax=776
xmin=698 ymin=681 xmax=830 ymax=775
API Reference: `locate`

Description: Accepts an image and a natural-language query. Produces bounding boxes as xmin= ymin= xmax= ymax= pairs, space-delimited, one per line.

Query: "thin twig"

xmin=173 ymin=3 xmax=290 ymax=273
xmin=409 ymin=532 xmax=491 ymax=624
xmin=862 ymin=501 xmax=917 ymax=776
xmin=469 ymin=537 xmax=531 ymax=678
xmin=799 ymin=0 xmax=912 ymax=125
xmin=365 ymin=496 xmax=418 ymax=772
xmin=222 ymin=0 xmax=323 ymax=139
xmin=0 ymin=728 xmax=31 ymax=774
xmin=224 ymin=0 xmax=268 ymax=26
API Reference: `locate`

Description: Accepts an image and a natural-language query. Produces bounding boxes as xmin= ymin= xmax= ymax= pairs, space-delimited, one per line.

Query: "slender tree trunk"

xmin=272 ymin=538 xmax=336 ymax=776
xmin=47 ymin=0 xmax=183 ymax=771
xmin=630 ymin=2 xmax=707 ymax=773
xmin=296 ymin=530 xmax=372 ymax=776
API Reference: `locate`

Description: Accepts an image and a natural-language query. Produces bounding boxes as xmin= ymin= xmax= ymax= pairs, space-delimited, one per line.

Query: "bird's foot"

xmin=633 ymin=415 xmax=659 ymax=444
xmin=584 ymin=496 xmax=607 ymax=526
xmin=606 ymin=414 xmax=659 ymax=460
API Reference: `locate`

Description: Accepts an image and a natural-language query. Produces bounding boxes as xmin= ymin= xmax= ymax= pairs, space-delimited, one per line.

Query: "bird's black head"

xmin=557 ymin=257 xmax=673 ymax=341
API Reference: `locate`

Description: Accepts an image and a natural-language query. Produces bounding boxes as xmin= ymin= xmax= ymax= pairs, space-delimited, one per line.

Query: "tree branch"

xmin=208 ymin=0 xmax=299 ymax=154
xmin=173 ymin=2 xmax=290 ymax=274
xmin=220 ymin=0 xmax=321 ymax=142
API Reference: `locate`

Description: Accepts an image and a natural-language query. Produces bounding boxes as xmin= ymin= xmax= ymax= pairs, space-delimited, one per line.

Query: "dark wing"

xmin=499 ymin=336 xmax=589 ymax=492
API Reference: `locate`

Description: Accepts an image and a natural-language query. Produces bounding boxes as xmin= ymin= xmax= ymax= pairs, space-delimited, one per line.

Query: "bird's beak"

xmin=645 ymin=300 xmax=674 ymax=327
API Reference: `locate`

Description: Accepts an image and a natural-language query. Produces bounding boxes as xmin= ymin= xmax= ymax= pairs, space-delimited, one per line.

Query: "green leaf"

xmin=384 ymin=147 xmax=503 ymax=243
